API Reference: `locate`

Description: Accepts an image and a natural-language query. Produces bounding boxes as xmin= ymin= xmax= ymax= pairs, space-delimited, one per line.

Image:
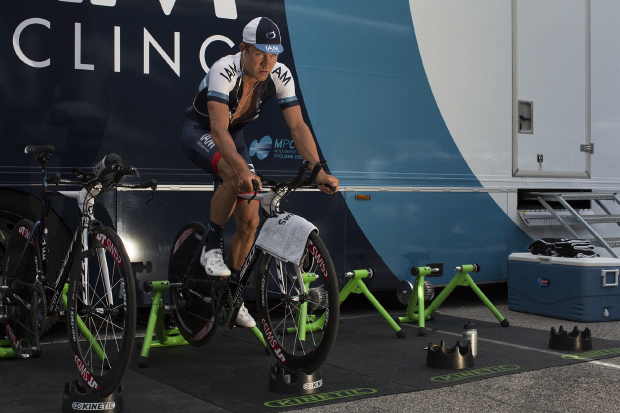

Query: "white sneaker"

xmin=200 ymin=247 xmax=231 ymax=277
xmin=236 ymin=303 xmax=256 ymax=328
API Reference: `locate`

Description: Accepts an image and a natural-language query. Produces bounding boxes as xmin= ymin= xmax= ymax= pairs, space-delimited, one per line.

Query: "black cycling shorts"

xmin=181 ymin=119 xmax=255 ymax=176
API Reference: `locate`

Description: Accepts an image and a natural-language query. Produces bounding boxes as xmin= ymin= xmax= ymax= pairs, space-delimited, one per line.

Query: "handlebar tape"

xmin=94 ymin=153 xmax=123 ymax=178
xmin=300 ymin=161 xmax=325 ymax=187
xmin=25 ymin=145 xmax=55 ymax=155
xmin=289 ymin=161 xmax=312 ymax=188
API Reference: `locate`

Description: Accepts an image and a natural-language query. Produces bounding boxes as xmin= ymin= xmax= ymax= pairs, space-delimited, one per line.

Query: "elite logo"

xmin=264 ymin=388 xmax=378 ymax=408
xmin=431 ymin=364 xmax=521 ymax=382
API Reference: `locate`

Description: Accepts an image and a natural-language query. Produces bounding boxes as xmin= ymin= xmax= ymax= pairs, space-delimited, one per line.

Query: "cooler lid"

xmin=509 ymin=253 xmax=620 ymax=267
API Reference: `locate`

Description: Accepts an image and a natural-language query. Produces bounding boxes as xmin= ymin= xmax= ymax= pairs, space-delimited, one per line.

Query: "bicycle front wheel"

xmin=256 ymin=231 xmax=340 ymax=374
xmin=66 ymin=225 xmax=136 ymax=397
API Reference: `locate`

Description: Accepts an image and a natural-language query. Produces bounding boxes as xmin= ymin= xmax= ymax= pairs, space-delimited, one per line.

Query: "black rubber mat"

xmin=2 ymin=314 xmax=620 ymax=412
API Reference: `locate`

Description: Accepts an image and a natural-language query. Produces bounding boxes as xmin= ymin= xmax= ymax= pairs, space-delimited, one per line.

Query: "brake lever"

xmin=146 ymin=180 xmax=157 ymax=204
xmin=248 ymin=179 xmax=260 ymax=204
xmin=325 ymin=185 xmax=337 ymax=204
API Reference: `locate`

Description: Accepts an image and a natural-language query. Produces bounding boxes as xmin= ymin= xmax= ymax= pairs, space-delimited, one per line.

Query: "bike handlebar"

xmin=243 ymin=160 xmax=335 ymax=207
xmin=300 ymin=161 xmax=325 ymax=187
xmin=289 ymin=160 xmax=312 ymax=188
xmin=40 ymin=150 xmax=157 ymax=203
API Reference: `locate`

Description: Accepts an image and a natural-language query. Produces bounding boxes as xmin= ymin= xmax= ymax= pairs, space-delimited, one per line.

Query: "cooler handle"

xmin=601 ymin=269 xmax=619 ymax=288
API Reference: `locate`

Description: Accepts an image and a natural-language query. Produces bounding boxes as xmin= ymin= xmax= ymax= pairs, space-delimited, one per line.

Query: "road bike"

xmin=0 ymin=145 xmax=156 ymax=396
xmin=168 ymin=161 xmax=340 ymax=374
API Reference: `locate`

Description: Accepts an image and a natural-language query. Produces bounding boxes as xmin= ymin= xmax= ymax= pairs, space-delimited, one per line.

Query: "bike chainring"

xmin=30 ymin=284 xmax=47 ymax=337
xmin=211 ymin=280 xmax=233 ymax=326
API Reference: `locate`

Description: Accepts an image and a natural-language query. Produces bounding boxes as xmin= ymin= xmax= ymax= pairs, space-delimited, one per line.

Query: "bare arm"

xmin=208 ymin=101 xmax=261 ymax=191
xmin=282 ymin=105 xmax=339 ymax=194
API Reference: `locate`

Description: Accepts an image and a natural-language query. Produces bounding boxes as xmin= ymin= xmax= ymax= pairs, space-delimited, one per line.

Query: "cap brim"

xmin=254 ymin=43 xmax=284 ymax=54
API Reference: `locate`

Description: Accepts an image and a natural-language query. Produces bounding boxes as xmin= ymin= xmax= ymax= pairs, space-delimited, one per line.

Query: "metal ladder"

xmin=525 ymin=192 xmax=620 ymax=258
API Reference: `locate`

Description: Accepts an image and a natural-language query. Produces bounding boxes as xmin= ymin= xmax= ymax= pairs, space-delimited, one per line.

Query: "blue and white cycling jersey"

xmin=186 ymin=52 xmax=299 ymax=133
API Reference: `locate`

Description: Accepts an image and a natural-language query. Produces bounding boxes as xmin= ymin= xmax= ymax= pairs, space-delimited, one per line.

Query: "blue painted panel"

xmin=285 ymin=0 xmax=479 ymax=186
xmin=345 ymin=191 xmax=510 ymax=285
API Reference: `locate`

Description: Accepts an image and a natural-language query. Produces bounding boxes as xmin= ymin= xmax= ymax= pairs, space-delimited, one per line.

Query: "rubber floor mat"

xmin=2 ymin=314 xmax=619 ymax=412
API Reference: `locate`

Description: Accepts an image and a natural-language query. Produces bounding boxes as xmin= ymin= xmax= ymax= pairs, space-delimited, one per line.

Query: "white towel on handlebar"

xmin=255 ymin=213 xmax=318 ymax=265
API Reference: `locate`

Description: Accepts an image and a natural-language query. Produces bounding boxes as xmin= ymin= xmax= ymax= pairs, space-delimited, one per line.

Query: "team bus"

xmin=2 ymin=0 xmax=620 ymax=305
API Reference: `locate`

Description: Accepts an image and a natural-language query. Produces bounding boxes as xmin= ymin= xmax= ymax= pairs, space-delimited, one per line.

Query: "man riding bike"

xmin=181 ymin=17 xmax=339 ymax=328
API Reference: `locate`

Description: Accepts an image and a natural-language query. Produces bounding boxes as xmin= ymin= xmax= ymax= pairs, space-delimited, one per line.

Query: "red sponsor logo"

xmin=95 ymin=233 xmax=123 ymax=268
xmin=173 ymin=229 xmax=194 ymax=256
xmin=18 ymin=226 xmax=36 ymax=248
xmin=261 ymin=316 xmax=288 ymax=365
xmin=18 ymin=226 xmax=29 ymax=238
xmin=6 ymin=324 xmax=18 ymax=347
xmin=73 ymin=352 xmax=100 ymax=389
xmin=308 ymin=241 xmax=329 ymax=283
xmin=193 ymin=316 xmax=215 ymax=340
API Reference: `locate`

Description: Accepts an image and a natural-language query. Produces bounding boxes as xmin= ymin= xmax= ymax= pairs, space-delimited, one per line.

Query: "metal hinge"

xmin=580 ymin=143 xmax=594 ymax=154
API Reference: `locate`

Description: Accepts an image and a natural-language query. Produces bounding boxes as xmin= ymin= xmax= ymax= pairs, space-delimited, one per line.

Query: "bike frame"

xmin=4 ymin=162 xmax=111 ymax=358
xmin=179 ymin=183 xmax=310 ymax=326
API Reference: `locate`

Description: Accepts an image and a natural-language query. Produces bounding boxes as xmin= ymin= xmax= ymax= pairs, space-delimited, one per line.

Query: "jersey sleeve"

xmin=206 ymin=55 xmax=240 ymax=105
xmin=270 ymin=63 xmax=300 ymax=110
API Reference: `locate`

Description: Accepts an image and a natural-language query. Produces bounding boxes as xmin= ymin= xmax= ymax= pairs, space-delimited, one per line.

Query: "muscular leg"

xmin=210 ymin=157 xmax=260 ymax=269
xmin=229 ymin=200 xmax=260 ymax=270
xmin=210 ymin=159 xmax=239 ymax=226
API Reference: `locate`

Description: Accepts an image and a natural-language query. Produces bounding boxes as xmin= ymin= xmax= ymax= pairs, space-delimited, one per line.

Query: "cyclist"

xmin=181 ymin=17 xmax=339 ymax=328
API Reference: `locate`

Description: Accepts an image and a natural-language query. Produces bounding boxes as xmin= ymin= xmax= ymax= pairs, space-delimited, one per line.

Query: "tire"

xmin=168 ymin=222 xmax=218 ymax=346
xmin=256 ymin=231 xmax=340 ymax=374
xmin=0 ymin=210 xmax=24 ymax=280
xmin=2 ymin=219 xmax=39 ymax=357
xmin=66 ymin=225 xmax=136 ymax=397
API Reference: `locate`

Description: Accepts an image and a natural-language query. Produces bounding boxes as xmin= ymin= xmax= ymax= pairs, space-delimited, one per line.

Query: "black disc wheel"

xmin=256 ymin=231 xmax=340 ymax=374
xmin=2 ymin=219 xmax=40 ymax=357
xmin=66 ymin=226 xmax=136 ymax=397
xmin=168 ymin=222 xmax=219 ymax=346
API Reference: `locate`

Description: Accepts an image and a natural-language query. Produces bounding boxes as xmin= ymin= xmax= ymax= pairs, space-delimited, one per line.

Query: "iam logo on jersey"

xmin=249 ymin=135 xmax=272 ymax=160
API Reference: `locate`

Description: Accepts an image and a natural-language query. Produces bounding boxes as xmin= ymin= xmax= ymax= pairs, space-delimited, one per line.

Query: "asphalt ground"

xmin=2 ymin=283 xmax=620 ymax=412
xmin=296 ymin=284 xmax=620 ymax=413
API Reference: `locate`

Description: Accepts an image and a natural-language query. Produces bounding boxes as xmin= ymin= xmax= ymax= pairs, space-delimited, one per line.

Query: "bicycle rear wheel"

xmin=66 ymin=225 xmax=136 ymax=397
xmin=256 ymin=231 xmax=340 ymax=374
xmin=168 ymin=222 xmax=218 ymax=346
xmin=2 ymin=219 xmax=40 ymax=357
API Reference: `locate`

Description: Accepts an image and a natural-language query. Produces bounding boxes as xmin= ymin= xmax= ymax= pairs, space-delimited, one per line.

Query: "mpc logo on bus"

xmin=249 ymin=136 xmax=272 ymax=160
xmin=249 ymin=138 xmax=303 ymax=161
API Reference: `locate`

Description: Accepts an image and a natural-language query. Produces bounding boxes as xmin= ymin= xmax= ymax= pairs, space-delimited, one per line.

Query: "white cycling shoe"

xmin=200 ymin=247 xmax=231 ymax=278
xmin=236 ymin=303 xmax=256 ymax=328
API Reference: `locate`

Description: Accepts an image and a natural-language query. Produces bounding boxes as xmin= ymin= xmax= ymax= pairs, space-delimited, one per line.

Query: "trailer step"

xmin=521 ymin=191 xmax=620 ymax=258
